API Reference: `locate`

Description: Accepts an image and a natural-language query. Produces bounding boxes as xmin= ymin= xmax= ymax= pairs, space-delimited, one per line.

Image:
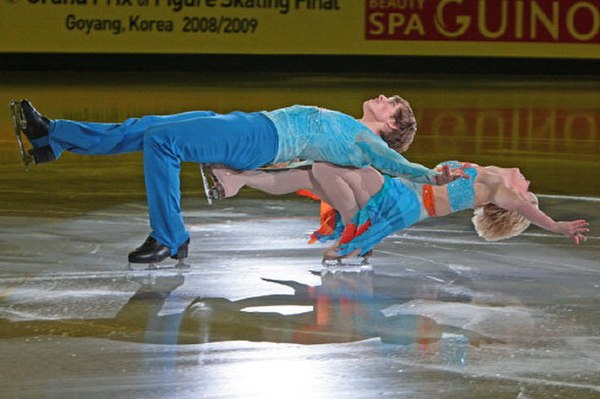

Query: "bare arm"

xmin=492 ymin=185 xmax=589 ymax=244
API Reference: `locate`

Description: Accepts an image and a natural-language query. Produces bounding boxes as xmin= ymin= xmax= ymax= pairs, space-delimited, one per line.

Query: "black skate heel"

xmin=170 ymin=238 xmax=190 ymax=269
xmin=9 ymin=99 xmax=54 ymax=171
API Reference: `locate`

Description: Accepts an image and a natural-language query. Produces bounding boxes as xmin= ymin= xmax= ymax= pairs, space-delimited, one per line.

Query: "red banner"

xmin=366 ymin=0 xmax=600 ymax=44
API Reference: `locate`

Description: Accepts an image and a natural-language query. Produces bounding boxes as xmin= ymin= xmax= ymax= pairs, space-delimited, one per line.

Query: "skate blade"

xmin=311 ymin=265 xmax=373 ymax=276
xmin=127 ymin=258 xmax=190 ymax=271
xmin=321 ymin=257 xmax=370 ymax=267
xmin=199 ymin=163 xmax=213 ymax=205
xmin=318 ymin=258 xmax=373 ymax=274
xmin=9 ymin=100 xmax=34 ymax=172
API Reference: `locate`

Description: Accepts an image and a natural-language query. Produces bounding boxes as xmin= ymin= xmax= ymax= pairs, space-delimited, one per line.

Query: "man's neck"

xmin=358 ymin=118 xmax=382 ymax=136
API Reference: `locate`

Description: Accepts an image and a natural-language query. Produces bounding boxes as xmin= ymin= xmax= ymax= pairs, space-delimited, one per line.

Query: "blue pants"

xmin=47 ymin=110 xmax=279 ymax=254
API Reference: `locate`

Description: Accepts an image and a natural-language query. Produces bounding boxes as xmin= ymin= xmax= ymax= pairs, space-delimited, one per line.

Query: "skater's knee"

xmin=143 ymin=126 xmax=171 ymax=149
xmin=311 ymin=162 xmax=338 ymax=176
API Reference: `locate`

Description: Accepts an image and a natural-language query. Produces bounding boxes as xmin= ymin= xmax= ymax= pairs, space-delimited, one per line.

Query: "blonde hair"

xmin=471 ymin=194 xmax=539 ymax=241
xmin=380 ymin=95 xmax=417 ymax=154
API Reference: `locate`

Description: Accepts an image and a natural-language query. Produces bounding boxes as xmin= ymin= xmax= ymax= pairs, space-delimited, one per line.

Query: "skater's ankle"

xmin=30 ymin=146 xmax=56 ymax=164
xmin=170 ymin=238 xmax=190 ymax=260
xmin=212 ymin=167 xmax=243 ymax=198
xmin=20 ymin=100 xmax=51 ymax=141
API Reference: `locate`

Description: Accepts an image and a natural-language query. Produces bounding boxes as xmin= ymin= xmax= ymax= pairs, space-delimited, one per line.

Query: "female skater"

xmin=207 ymin=162 xmax=589 ymax=261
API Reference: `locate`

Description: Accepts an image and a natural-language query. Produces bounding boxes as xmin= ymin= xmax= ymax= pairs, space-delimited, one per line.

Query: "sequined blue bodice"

xmin=439 ymin=161 xmax=478 ymax=212
xmin=262 ymin=105 xmax=436 ymax=183
xmin=263 ymin=105 xmax=371 ymax=166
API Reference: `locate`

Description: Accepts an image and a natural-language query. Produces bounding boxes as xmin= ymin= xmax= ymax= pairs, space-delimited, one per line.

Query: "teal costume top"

xmin=439 ymin=161 xmax=478 ymax=212
xmin=315 ymin=162 xmax=478 ymax=256
xmin=263 ymin=105 xmax=437 ymax=184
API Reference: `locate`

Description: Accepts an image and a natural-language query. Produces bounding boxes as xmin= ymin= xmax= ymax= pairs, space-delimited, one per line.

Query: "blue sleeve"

xmin=355 ymin=133 xmax=436 ymax=183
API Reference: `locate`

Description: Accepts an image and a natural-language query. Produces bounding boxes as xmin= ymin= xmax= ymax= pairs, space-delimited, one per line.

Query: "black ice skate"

xmin=127 ymin=236 xmax=190 ymax=270
xmin=9 ymin=99 xmax=54 ymax=171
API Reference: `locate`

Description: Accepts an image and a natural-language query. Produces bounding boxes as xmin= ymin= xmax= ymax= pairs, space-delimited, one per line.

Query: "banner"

xmin=1 ymin=0 xmax=599 ymax=58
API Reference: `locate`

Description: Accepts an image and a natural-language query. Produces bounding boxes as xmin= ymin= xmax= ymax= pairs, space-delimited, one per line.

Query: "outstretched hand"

xmin=556 ymin=219 xmax=589 ymax=244
xmin=433 ymin=164 xmax=470 ymax=186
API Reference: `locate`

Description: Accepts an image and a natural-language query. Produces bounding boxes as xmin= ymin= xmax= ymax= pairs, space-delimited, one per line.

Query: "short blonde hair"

xmin=471 ymin=194 xmax=539 ymax=241
xmin=380 ymin=95 xmax=417 ymax=154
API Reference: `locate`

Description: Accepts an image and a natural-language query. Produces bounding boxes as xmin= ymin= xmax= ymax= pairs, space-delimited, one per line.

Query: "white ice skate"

xmin=319 ymin=255 xmax=373 ymax=274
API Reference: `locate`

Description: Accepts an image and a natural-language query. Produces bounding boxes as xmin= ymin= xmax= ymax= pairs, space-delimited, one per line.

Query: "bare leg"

xmin=211 ymin=165 xmax=316 ymax=197
xmin=210 ymin=164 xmax=362 ymax=259
xmin=212 ymin=163 xmax=384 ymax=260
xmin=310 ymin=164 xmax=384 ymax=260
xmin=310 ymin=163 xmax=384 ymax=225
xmin=212 ymin=163 xmax=384 ymax=216
xmin=211 ymin=163 xmax=384 ymax=217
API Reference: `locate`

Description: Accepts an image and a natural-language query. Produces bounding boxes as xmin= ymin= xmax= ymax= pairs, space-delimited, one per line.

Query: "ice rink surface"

xmin=0 ymin=195 xmax=598 ymax=398
xmin=0 ymin=72 xmax=599 ymax=398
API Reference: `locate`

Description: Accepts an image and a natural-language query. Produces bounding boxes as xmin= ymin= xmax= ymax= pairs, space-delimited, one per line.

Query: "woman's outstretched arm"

xmin=492 ymin=185 xmax=589 ymax=244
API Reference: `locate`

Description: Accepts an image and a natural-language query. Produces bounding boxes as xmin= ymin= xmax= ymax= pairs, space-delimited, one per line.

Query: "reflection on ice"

xmin=10 ymin=266 xmax=586 ymax=397
xmin=241 ymin=305 xmax=314 ymax=315
xmin=0 ymin=196 xmax=598 ymax=397
xmin=0 ymin=270 xmax=500 ymax=361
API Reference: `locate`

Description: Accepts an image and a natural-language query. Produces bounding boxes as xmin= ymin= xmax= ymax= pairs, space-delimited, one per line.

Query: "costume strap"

xmin=422 ymin=184 xmax=436 ymax=217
